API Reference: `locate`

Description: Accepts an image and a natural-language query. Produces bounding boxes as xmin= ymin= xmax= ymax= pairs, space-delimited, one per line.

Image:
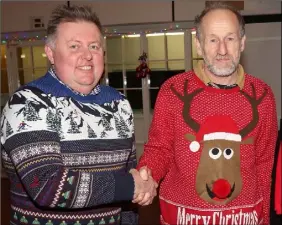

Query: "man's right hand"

xmin=130 ymin=168 xmax=158 ymax=206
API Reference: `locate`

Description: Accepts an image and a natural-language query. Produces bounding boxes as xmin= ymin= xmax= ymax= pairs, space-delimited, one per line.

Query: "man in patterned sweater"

xmin=1 ymin=4 xmax=157 ymax=225
xmin=137 ymin=2 xmax=278 ymax=225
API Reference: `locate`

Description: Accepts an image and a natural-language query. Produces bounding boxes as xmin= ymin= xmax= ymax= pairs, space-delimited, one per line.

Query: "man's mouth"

xmin=78 ymin=66 xmax=93 ymax=70
xmin=206 ymin=183 xmax=235 ymax=200
xmin=216 ymin=58 xmax=230 ymax=63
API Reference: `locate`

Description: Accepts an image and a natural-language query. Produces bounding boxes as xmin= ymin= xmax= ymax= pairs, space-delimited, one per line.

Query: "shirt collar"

xmin=193 ymin=60 xmax=245 ymax=90
xmin=49 ymin=67 xmax=101 ymax=96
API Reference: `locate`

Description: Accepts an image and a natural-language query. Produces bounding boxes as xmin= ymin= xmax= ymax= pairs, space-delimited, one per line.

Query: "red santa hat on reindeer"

xmin=189 ymin=115 xmax=242 ymax=152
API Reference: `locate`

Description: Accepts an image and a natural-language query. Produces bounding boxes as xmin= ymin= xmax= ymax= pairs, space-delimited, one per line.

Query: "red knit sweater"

xmin=138 ymin=71 xmax=277 ymax=225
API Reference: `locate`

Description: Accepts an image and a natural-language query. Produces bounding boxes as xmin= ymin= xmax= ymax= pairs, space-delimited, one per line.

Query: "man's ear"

xmin=45 ymin=45 xmax=54 ymax=64
xmin=195 ymin=37 xmax=203 ymax=57
xmin=240 ymin=35 xmax=246 ymax=52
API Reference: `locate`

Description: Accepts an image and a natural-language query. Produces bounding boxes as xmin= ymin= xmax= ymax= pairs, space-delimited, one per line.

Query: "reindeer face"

xmin=195 ymin=140 xmax=242 ymax=205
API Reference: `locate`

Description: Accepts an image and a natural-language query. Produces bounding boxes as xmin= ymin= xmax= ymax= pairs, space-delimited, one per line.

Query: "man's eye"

xmin=70 ymin=45 xmax=78 ymax=49
xmin=210 ymin=39 xmax=217 ymax=43
xmin=227 ymin=37 xmax=234 ymax=41
xmin=89 ymin=44 xmax=100 ymax=50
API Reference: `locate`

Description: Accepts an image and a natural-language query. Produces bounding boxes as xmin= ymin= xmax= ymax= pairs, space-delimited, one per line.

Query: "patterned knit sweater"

xmin=137 ymin=71 xmax=278 ymax=225
xmin=1 ymin=70 xmax=137 ymax=225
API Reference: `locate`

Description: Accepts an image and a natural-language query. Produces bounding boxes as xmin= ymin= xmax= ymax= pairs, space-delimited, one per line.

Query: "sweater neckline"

xmin=193 ymin=72 xmax=241 ymax=94
xmin=49 ymin=68 xmax=101 ymax=97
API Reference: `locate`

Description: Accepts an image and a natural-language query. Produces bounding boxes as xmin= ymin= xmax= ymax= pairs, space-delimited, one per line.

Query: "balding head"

xmin=194 ymin=2 xmax=245 ymax=41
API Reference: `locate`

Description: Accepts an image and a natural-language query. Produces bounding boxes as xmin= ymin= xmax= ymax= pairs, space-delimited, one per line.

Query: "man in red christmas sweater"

xmin=136 ymin=2 xmax=278 ymax=225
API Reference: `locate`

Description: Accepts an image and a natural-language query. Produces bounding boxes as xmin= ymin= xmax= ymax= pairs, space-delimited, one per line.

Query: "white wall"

xmin=71 ymin=1 xmax=172 ymax=25
xmin=241 ymin=22 xmax=281 ymax=125
xmin=1 ymin=1 xmax=281 ymax=33
xmin=1 ymin=1 xmax=172 ymax=33
xmin=1 ymin=1 xmax=63 ymax=33
xmin=241 ymin=1 xmax=281 ymax=15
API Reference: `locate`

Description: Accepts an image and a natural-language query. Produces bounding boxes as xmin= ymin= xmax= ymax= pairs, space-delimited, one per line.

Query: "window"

xmin=105 ymin=32 xmax=186 ymax=110
xmin=105 ymin=35 xmax=143 ymax=111
xmin=147 ymin=32 xmax=185 ymax=109
xmin=1 ymin=44 xmax=9 ymax=112
xmin=191 ymin=30 xmax=203 ymax=69
xmin=17 ymin=45 xmax=48 ymax=85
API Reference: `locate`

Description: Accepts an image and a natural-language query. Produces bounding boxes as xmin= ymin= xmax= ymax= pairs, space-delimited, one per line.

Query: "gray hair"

xmin=194 ymin=1 xmax=245 ymax=40
xmin=46 ymin=4 xmax=103 ymax=48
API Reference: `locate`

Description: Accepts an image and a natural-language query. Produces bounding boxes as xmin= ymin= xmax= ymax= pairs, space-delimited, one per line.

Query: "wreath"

xmin=136 ymin=52 xmax=151 ymax=79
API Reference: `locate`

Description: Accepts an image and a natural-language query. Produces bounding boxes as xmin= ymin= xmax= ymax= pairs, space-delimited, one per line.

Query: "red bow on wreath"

xmin=136 ymin=52 xmax=151 ymax=79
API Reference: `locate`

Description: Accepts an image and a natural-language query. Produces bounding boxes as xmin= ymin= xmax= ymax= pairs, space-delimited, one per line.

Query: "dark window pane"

xmin=17 ymin=47 xmax=32 ymax=69
xmin=150 ymin=89 xmax=160 ymax=109
xmin=1 ymin=70 xmax=8 ymax=93
xmin=108 ymin=72 xmax=123 ymax=88
xmin=150 ymin=70 xmax=184 ymax=87
xmin=18 ymin=69 xmax=33 ymax=85
xmin=126 ymin=71 xmax=142 ymax=88
xmin=126 ymin=90 xmax=142 ymax=110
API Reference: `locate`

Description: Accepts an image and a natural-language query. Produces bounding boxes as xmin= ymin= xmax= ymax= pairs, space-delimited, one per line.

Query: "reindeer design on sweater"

xmin=170 ymin=80 xmax=267 ymax=205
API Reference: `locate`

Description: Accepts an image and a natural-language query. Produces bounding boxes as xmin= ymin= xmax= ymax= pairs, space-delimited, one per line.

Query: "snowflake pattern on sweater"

xmin=1 ymin=71 xmax=138 ymax=225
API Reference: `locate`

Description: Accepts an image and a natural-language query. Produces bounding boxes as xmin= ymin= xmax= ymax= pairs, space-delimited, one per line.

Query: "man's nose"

xmin=218 ymin=40 xmax=227 ymax=55
xmin=82 ymin=48 xmax=92 ymax=60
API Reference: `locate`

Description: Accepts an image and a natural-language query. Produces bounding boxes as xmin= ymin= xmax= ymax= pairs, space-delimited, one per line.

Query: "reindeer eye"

xmin=209 ymin=148 xmax=222 ymax=160
xmin=223 ymin=148 xmax=234 ymax=159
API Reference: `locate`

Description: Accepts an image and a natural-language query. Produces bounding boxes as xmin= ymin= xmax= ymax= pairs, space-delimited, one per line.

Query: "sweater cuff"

xmin=114 ymin=172 xmax=135 ymax=202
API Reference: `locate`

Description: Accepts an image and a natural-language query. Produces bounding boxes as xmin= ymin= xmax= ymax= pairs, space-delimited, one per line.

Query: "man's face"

xmin=196 ymin=9 xmax=246 ymax=77
xmin=45 ymin=21 xmax=104 ymax=94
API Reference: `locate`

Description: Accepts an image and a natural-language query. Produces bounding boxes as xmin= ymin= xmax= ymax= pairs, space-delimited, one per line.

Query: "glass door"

xmin=104 ymin=35 xmax=146 ymax=158
xmin=1 ymin=44 xmax=9 ymax=112
xmin=16 ymin=44 xmax=48 ymax=85
xmin=146 ymin=32 xmax=186 ymax=109
xmin=5 ymin=40 xmax=48 ymax=99
xmin=103 ymin=30 xmax=192 ymax=159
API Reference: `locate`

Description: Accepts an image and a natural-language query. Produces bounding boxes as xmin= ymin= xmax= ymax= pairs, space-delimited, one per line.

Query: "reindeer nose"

xmin=212 ymin=179 xmax=231 ymax=199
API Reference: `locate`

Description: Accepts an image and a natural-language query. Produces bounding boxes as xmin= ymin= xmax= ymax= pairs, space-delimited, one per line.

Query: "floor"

xmin=138 ymin=197 xmax=160 ymax=225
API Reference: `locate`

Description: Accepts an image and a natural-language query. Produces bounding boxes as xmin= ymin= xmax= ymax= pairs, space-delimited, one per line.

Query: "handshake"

xmin=130 ymin=166 xmax=158 ymax=206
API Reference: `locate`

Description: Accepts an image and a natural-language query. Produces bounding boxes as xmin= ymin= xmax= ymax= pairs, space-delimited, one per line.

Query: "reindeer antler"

xmin=239 ymin=83 xmax=268 ymax=138
xmin=170 ymin=79 xmax=204 ymax=132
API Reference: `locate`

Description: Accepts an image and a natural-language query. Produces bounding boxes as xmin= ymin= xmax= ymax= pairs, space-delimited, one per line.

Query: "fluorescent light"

xmin=146 ymin=33 xmax=164 ymax=37
xmin=20 ymin=54 xmax=26 ymax=59
xmin=166 ymin=32 xmax=184 ymax=36
xmin=191 ymin=30 xmax=196 ymax=34
xmin=126 ymin=34 xmax=140 ymax=38
xmin=42 ymin=53 xmax=47 ymax=57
